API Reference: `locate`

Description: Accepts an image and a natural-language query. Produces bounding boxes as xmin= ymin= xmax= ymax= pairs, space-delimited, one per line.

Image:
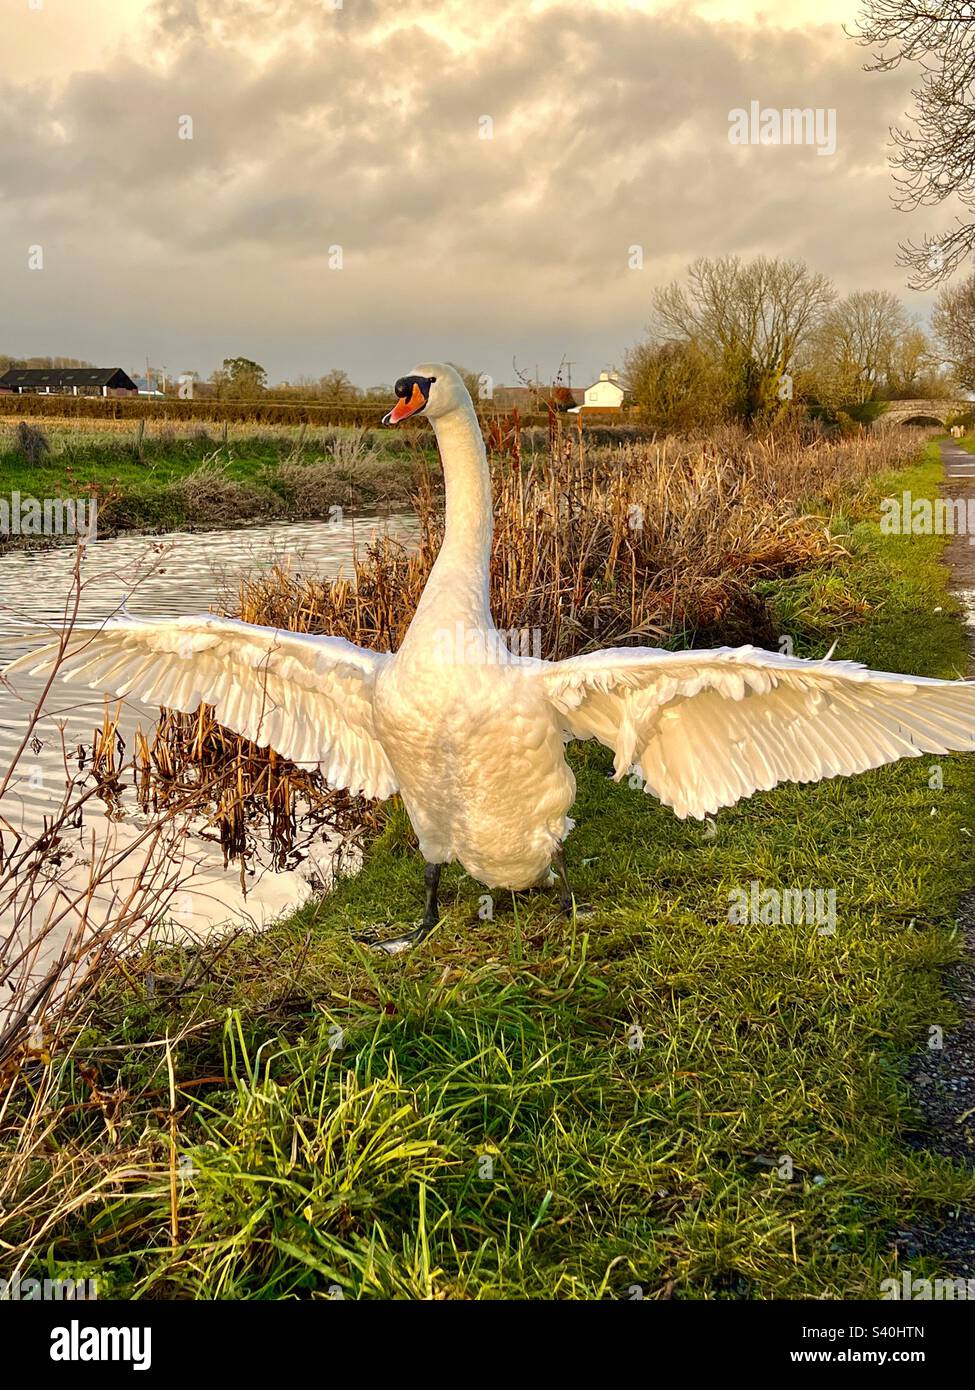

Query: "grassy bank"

xmin=0 ymin=422 xmax=429 ymax=540
xmin=3 ymin=442 xmax=974 ymax=1300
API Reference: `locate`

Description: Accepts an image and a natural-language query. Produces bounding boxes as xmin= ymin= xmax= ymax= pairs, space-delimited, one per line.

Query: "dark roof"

xmin=0 ymin=367 xmax=137 ymax=388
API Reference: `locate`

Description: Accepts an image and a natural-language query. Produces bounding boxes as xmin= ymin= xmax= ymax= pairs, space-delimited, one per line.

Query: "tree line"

xmin=622 ymin=256 xmax=975 ymax=431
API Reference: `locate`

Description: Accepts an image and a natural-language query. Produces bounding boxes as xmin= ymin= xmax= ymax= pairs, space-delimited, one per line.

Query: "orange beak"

xmin=384 ymin=382 xmax=427 ymax=425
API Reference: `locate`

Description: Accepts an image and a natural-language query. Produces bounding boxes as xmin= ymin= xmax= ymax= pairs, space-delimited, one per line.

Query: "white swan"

xmin=9 ymin=362 xmax=975 ymax=951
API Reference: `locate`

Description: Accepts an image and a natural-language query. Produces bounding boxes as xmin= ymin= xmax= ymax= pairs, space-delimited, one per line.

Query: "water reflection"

xmin=0 ymin=513 xmax=418 ymax=950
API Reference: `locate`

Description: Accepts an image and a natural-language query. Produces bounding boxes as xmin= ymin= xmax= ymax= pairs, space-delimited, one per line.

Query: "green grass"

xmin=4 ymin=443 xmax=975 ymax=1299
xmin=0 ymin=424 xmax=428 ymax=537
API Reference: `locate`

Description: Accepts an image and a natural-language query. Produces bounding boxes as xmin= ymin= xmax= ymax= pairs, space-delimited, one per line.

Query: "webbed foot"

xmin=354 ymin=861 xmax=443 ymax=954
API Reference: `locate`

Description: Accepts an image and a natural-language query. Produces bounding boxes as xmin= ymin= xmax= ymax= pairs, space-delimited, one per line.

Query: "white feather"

xmin=538 ymin=645 xmax=975 ymax=820
xmin=5 ymin=614 xmax=397 ymax=802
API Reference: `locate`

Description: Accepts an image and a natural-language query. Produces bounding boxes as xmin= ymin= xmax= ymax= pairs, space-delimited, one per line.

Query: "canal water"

xmin=0 ymin=513 xmax=417 ymax=992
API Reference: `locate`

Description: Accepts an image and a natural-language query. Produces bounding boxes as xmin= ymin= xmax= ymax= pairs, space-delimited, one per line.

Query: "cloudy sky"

xmin=0 ymin=0 xmax=952 ymax=388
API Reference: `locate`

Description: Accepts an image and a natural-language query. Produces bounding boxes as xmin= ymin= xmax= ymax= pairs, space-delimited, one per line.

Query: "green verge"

xmin=0 ymin=429 xmax=427 ymax=538
xmin=6 ymin=442 xmax=975 ymax=1300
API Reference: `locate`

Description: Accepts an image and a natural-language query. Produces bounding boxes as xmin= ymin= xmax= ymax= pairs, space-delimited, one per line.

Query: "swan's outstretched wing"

xmin=3 ymin=614 xmax=397 ymax=799
xmin=536 ymin=644 xmax=975 ymax=820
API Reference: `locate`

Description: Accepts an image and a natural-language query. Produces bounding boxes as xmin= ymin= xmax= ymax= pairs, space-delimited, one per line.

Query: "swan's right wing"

xmin=3 ymin=614 xmax=397 ymax=800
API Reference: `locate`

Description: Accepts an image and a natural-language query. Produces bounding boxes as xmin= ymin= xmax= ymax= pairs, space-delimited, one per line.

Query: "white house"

xmin=577 ymin=371 xmax=625 ymax=410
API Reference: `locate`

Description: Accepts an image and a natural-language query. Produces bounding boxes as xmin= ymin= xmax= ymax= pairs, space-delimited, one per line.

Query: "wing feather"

xmin=4 ymin=614 xmax=397 ymax=800
xmin=537 ymin=643 xmax=975 ymax=820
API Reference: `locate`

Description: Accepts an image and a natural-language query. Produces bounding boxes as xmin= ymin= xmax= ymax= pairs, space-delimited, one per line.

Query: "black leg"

xmin=360 ymin=860 xmax=443 ymax=955
xmin=422 ymin=861 xmax=442 ymax=932
xmin=552 ymin=846 xmax=591 ymax=918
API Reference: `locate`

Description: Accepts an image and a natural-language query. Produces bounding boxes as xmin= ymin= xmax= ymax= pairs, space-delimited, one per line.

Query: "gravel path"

xmin=905 ymin=439 xmax=975 ymax=1275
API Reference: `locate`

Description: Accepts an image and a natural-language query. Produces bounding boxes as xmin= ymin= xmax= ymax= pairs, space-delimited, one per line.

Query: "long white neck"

xmin=405 ymin=401 xmax=494 ymax=642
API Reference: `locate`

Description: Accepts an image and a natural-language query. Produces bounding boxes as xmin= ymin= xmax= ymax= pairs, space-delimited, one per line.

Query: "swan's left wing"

xmin=3 ymin=613 xmax=397 ymax=800
xmin=534 ymin=644 xmax=975 ymax=820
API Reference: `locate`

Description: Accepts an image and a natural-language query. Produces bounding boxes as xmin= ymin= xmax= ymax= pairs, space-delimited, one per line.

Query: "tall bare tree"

xmin=651 ymin=256 xmax=834 ymax=421
xmin=932 ymin=273 xmax=975 ymax=390
xmin=318 ymin=368 xmax=358 ymax=403
xmin=885 ymin=323 xmax=945 ymax=397
xmin=853 ymin=2 xmax=975 ymax=287
xmin=807 ymin=290 xmax=909 ymax=405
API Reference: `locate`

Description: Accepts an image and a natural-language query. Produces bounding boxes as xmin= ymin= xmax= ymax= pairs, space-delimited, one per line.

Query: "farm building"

xmin=131 ymin=375 xmax=167 ymax=398
xmin=0 ymin=367 xmax=139 ymax=397
xmin=582 ymin=371 xmax=625 ymax=409
xmin=566 ymin=371 xmax=627 ymax=415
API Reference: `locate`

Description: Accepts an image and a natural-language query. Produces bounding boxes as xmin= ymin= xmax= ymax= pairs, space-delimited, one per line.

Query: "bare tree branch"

xmin=852 ymin=1 xmax=975 ymax=286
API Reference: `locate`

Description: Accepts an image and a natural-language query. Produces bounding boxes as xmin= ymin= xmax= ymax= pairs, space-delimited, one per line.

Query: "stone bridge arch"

xmin=878 ymin=399 xmax=970 ymax=428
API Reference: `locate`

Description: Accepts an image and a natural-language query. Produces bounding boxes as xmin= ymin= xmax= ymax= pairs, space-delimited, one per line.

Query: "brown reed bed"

xmin=134 ymin=423 xmax=917 ymax=869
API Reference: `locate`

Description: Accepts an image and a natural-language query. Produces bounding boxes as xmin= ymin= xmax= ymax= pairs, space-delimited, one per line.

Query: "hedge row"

xmin=0 ymin=394 xmax=396 ymax=426
xmin=0 ymin=392 xmax=642 ymax=434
